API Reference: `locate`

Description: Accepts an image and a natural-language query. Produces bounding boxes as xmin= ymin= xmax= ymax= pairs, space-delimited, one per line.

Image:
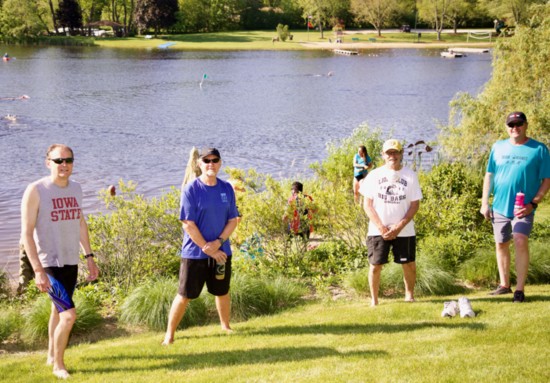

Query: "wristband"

xmin=530 ymin=202 xmax=538 ymax=210
xmin=217 ymin=237 xmax=226 ymax=245
xmin=84 ymin=253 xmax=95 ymax=259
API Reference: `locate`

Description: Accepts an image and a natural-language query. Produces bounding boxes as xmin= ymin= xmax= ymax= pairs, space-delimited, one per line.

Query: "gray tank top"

xmin=33 ymin=177 xmax=83 ymax=267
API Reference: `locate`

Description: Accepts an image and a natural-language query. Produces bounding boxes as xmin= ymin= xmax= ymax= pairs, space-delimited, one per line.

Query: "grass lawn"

xmin=2 ymin=285 xmax=549 ymax=382
xmin=92 ymin=30 xmax=495 ymax=51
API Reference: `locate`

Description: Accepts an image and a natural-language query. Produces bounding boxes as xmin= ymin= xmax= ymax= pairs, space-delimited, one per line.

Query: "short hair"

xmin=291 ymin=181 xmax=303 ymax=193
xmin=46 ymin=144 xmax=74 ymax=159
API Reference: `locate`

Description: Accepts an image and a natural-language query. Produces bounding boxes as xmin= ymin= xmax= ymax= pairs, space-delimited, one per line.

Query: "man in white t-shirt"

xmin=359 ymin=139 xmax=423 ymax=306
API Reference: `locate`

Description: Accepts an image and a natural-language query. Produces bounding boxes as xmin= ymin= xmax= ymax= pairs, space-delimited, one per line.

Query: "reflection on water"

xmin=0 ymin=47 xmax=492 ymax=277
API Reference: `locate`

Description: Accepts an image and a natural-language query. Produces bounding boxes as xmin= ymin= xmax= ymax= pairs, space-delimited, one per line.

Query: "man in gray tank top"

xmin=21 ymin=144 xmax=99 ymax=380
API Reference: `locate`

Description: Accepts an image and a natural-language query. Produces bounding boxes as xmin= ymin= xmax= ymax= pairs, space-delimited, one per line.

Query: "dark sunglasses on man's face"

xmin=507 ymin=122 xmax=524 ymax=128
xmin=202 ymin=158 xmax=220 ymax=164
xmin=50 ymin=158 xmax=74 ymax=164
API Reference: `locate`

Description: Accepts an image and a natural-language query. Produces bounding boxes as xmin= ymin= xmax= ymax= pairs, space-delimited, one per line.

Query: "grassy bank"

xmin=2 ymin=285 xmax=549 ymax=382
xmin=91 ymin=30 xmax=495 ymax=51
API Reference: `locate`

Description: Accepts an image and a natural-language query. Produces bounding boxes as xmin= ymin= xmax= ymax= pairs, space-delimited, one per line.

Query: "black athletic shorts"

xmin=178 ymin=257 xmax=232 ymax=299
xmin=367 ymin=236 xmax=416 ymax=265
xmin=44 ymin=265 xmax=78 ymax=312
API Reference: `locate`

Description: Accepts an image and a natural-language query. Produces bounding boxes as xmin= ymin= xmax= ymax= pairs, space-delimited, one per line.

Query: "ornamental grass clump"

xmin=23 ymin=291 xmax=102 ymax=342
xmin=120 ymin=277 xmax=208 ymax=331
xmin=0 ymin=307 xmax=22 ymax=342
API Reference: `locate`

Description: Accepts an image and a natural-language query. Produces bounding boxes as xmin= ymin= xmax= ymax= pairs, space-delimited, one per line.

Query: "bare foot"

xmin=161 ymin=338 xmax=174 ymax=346
xmin=405 ymin=297 xmax=415 ymax=303
xmin=53 ymin=369 xmax=70 ymax=379
xmin=370 ymin=300 xmax=378 ymax=307
xmin=46 ymin=357 xmax=54 ymax=366
xmin=222 ymin=328 xmax=233 ymax=334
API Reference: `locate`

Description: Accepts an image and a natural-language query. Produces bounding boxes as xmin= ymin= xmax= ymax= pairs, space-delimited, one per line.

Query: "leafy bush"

xmin=276 ymin=24 xmax=290 ymax=41
xmin=419 ymin=234 xmax=479 ymax=272
xmin=23 ymin=290 xmax=102 ymax=342
xmin=87 ymin=181 xmax=182 ymax=291
xmin=120 ymin=277 xmax=208 ymax=331
xmin=526 ymin=242 xmax=550 ymax=284
xmin=415 ymin=162 xmax=489 ymax=240
xmin=0 ymin=270 xmax=11 ymax=300
xmin=0 ymin=307 xmax=22 ymax=342
xmin=440 ymin=3 xmax=550 ymax=164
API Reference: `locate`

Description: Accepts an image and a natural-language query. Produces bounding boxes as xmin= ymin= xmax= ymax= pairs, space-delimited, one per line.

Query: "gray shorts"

xmin=491 ymin=211 xmax=534 ymax=243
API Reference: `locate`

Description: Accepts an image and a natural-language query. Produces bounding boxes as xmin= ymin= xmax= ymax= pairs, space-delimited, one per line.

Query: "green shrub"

xmin=419 ymin=234 xmax=478 ymax=272
xmin=23 ymin=290 xmax=103 ymax=342
xmin=0 ymin=270 xmax=11 ymax=300
xmin=87 ymin=181 xmax=182 ymax=291
xmin=120 ymin=277 xmax=208 ymax=331
xmin=416 ymin=162 xmax=488 ymax=240
xmin=345 ymin=255 xmax=465 ymax=298
xmin=0 ymin=307 xmax=22 ymax=342
xmin=276 ymin=24 xmax=290 ymax=41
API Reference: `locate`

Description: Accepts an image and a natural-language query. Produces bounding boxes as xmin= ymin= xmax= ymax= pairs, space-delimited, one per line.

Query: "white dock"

xmin=450 ymin=47 xmax=490 ymax=53
xmin=333 ymin=49 xmax=359 ymax=56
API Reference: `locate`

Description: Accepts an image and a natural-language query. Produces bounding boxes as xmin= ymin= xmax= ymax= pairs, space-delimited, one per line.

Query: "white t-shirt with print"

xmin=359 ymin=166 xmax=422 ymax=237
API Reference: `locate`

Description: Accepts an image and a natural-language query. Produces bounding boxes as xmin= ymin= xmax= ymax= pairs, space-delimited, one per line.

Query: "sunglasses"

xmin=507 ymin=122 xmax=524 ymax=128
xmin=202 ymin=157 xmax=220 ymax=164
xmin=50 ymin=157 xmax=74 ymax=164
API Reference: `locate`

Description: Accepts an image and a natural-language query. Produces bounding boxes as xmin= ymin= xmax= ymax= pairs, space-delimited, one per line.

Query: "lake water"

xmin=0 ymin=46 xmax=492 ymax=278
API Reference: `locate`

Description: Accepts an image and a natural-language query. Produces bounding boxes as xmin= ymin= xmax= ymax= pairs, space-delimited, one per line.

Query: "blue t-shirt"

xmin=180 ymin=178 xmax=239 ymax=259
xmin=354 ymin=153 xmax=372 ymax=177
xmin=487 ymin=138 xmax=550 ymax=218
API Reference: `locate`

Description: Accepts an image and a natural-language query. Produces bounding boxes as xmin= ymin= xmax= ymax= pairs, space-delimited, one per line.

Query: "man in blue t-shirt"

xmin=481 ymin=112 xmax=550 ymax=303
xmin=163 ymin=148 xmax=239 ymax=345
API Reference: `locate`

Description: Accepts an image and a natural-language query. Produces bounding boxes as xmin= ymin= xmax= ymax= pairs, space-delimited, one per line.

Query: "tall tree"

xmin=446 ymin=0 xmax=474 ymax=33
xmin=440 ymin=3 xmax=550 ymax=164
xmin=417 ymin=0 xmax=452 ymax=40
xmin=0 ymin=0 xmax=50 ymax=38
xmin=478 ymin=0 xmax=545 ymax=25
xmin=56 ymin=0 xmax=83 ymax=34
xmin=297 ymin=0 xmax=346 ymax=39
xmin=134 ymin=0 xmax=178 ymax=36
xmin=351 ymin=0 xmax=400 ymax=37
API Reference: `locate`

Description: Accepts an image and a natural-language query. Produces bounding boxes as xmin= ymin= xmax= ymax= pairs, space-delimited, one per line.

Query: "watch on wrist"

xmin=217 ymin=237 xmax=226 ymax=245
xmin=84 ymin=253 xmax=95 ymax=259
xmin=530 ymin=202 xmax=538 ymax=210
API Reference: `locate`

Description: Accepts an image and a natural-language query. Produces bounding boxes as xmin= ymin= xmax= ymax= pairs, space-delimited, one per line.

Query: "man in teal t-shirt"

xmin=480 ymin=112 xmax=550 ymax=302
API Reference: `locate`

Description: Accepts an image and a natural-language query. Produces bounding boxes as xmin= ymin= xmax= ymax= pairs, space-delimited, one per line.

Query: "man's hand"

xmin=35 ymin=270 xmax=51 ymax=292
xmin=210 ymin=250 xmax=228 ymax=264
xmin=86 ymin=258 xmax=99 ymax=281
xmin=480 ymin=204 xmax=492 ymax=220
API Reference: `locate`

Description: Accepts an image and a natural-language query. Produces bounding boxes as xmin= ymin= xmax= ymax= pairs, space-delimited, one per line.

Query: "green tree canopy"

xmin=351 ymin=0 xmax=400 ymax=37
xmin=135 ymin=0 xmax=178 ymax=36
xmin=56 ymin=0 xmax=83 ymax=34
xmin=440 ymin=3 xmax=550 ymax=165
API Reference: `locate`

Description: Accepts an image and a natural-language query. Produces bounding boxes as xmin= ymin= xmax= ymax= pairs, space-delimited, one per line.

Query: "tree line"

xmin=0 ymin=0 xmax=545 ymax=39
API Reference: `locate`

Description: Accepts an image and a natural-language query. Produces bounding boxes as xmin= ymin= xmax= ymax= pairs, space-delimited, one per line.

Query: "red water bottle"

xmin=514 ymin=192 xmax=525 ymax=216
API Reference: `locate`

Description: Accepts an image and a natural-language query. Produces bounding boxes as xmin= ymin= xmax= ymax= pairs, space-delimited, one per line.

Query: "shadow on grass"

xmin=425 ymin=294 xmax=550 ymax=304
xmin=78 ymin=346 xmax=386 ymax=373
xmin=238 ymin=322 xmax=485 ymax=337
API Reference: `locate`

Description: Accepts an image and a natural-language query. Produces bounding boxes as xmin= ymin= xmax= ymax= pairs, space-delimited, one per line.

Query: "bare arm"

xmin=20 ymin=184 xmax=50 ymax=292
xmin=182 ymin=218 xmax=238 ymax=263
xmin=363 ymin=197 xmax=389 ymax=237
xmin=480 ymin=172 xmax=493 ymax=220
xmin=79 ymin=215 xmax=99 ymax=281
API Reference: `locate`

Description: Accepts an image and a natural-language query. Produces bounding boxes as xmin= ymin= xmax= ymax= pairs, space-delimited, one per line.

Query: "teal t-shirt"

xmin=487 ymin=138 xmax=550 ymax=218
